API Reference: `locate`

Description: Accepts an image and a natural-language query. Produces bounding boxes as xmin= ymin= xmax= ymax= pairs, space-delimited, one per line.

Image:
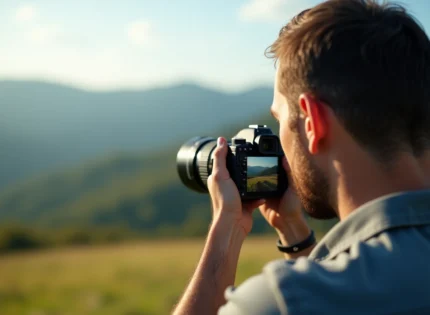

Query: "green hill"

xmin=259 ymin=166 xmax=278 ymax=176
xmin=0 ymin=114 xmax=281 ymax=236
xmin=0 ymin=81 xmax=272 ymax=189
xmin=0 ymin=114 xmax=337 ymax=245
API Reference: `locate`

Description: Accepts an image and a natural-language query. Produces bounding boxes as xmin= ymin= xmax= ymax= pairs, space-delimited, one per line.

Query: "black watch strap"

xmin=277 ymin=230 xmax=316 ymax=253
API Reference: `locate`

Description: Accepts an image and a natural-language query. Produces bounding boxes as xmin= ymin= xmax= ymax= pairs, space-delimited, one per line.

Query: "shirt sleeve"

xmin=218 ymin=274 xmax=281 ymax=315
xmin=219 ymin=228 xmax=430 ymax=315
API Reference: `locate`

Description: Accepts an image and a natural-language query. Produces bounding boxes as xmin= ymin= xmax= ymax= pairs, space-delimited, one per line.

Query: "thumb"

xmin=211 ymin=137 xmax=230 ymax=181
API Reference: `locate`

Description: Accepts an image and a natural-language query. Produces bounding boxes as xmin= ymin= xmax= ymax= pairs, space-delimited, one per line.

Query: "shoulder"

xmin=218 ymin=257 xmax=343 ymax=315
xmin=265 ymin=232 xmax=430 ymax=314
xmin=219 ymin=230 xmax=430 ymax=315
xmin=218 ymin=253 xmax=372 ymax=315
xmin=218 ymin=271 xmax=280 ymax=315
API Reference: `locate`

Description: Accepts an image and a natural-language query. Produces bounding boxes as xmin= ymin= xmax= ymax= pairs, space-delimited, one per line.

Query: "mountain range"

xmin=259 ymin=166 xmax=278 ymax=176
xmin=0 ymin=80 xmax=339 ymax=238
xmin=0 ymin=110 xmax=285 ymax=236
xmin=247 ymin=165 xmax=278 ymax=177
xmin=247 ymin=166 xmax=267 ymax=177
xmin=0 ymin=80 xmax=272 ymax=189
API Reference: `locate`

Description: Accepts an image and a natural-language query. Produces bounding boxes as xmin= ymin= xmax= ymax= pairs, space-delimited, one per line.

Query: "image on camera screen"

xmin=247 ymin=156 xmax=278 ymax=192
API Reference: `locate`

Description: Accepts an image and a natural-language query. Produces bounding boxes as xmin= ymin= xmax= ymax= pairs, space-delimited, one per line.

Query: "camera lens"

xmin=176 ymin=137 xmax=217 ymax=193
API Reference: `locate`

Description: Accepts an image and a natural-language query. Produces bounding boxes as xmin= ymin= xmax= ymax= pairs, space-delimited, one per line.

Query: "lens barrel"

xmin=176 ymin=137 xmax=217 ymax=193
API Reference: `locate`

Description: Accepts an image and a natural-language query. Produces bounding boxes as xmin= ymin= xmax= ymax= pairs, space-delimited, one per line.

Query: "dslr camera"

xmin=177 ymin=125 xmax=288 ymax=200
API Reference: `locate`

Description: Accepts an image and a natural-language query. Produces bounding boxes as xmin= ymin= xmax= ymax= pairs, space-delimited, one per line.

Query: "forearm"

xmin=173 ymin=217 xmax=245 ymax=315
xmin=276 ymin=214 xmax=315 ymax=260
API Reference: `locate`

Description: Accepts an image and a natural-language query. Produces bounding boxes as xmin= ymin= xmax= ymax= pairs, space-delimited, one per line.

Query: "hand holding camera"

xmin=177 ymin=125 xmax=310 ymax=241
xmin=258 ymin=156 xmax=312 ymax=251
xmin=206 ymin=137 xmax=266 ymax=237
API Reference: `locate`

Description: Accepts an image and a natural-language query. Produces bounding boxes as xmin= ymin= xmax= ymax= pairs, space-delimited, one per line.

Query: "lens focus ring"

xmin=196 ymin=140 xmax=217 ymax=188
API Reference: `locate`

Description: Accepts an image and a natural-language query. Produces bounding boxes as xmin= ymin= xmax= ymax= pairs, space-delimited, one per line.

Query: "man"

xmin=173 ymin=0 xmax=430 ymax=314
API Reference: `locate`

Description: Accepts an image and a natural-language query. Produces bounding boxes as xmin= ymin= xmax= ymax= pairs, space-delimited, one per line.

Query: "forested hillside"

xmin=0 ymin=81 xmax=272 ymax=188
xmin=0 ymin=114 xmax=278 ymax=234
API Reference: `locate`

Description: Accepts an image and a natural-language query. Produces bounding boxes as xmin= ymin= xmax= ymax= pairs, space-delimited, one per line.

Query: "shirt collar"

xmin=308 ymin=190 xmax=430 ymax=261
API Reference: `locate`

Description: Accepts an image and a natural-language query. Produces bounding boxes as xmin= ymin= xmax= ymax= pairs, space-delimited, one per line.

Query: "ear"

xmin=298 ymin=93 xmax=328 ymax=154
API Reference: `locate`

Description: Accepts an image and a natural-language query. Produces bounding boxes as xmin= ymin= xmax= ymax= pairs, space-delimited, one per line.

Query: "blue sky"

xmin=1 ymin=0 xmax=429 ymax=92
xmin=248 ymin=156 xmax=278 ymax=168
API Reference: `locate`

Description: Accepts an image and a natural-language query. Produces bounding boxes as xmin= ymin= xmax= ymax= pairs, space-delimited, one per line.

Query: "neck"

xmin=331 ymin=146 xmax=430 ymax=221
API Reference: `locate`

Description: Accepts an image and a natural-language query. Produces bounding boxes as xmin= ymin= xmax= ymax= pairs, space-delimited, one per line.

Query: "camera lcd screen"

xmin=247 ymin=156 xmax=278 ymax=192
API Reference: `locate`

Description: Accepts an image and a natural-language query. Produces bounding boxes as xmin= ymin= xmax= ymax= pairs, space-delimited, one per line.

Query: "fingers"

xmin=259 ymin=198 xmax=278 ymax=210
xmin=210 ymin=137 xmax=230 ymax=181
xmin=243 ymin=199 xmax=266 ymax=213
xmin=259 ymin=206 xmax=278 ymax=226
xmin=258 ymin=198 xmax=279 ymax=219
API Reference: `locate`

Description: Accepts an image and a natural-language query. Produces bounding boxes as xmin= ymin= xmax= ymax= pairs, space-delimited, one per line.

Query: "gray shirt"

xmin=218 ymin=190 xmax=430 ymax=315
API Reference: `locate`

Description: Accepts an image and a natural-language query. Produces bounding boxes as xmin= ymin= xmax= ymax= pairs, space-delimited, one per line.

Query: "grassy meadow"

xmin=0 ymin=237 xmax=282 ymax=315
xmin=247 ymin=175 xmax=278 ymax=192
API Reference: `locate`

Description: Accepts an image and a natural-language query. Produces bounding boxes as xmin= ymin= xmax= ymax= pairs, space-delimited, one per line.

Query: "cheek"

xmin=279 ymin=116 xmax=306 ymax=180
xmin=279 ymin=119 xmax=293 ymax=159
xmin=277 ymin=104 xmax=291 ymax=152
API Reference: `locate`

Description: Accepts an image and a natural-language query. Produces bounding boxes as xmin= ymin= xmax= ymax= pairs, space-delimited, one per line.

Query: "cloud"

xmin=16 ymin=4 xmax=37 ymax=22
xmin=14 ymin=5 xmax=62 ymax=44
xmin=239 ymin=0 xmax=311 ymax=23
xmin=126 ymin=20 xmax=152 ymax=45
xmin=29 ymin=25 xmax=61 ymax=43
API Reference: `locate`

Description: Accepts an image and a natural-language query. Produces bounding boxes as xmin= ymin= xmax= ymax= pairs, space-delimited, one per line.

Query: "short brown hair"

xmin=266 ymin=0 xmax=430 ymax=160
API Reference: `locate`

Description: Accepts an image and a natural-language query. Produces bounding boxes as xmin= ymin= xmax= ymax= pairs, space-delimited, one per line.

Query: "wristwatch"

xmin=277 ymin=230 xmax=316 ymax=253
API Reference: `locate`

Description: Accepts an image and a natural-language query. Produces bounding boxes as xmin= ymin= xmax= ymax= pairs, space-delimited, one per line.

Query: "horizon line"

xmin=0 ymin=76 xmax=273 ymax=94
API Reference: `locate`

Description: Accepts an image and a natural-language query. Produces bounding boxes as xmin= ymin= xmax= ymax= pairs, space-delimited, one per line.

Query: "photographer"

xmin=173 ymin=0 xmax=430 ymax=314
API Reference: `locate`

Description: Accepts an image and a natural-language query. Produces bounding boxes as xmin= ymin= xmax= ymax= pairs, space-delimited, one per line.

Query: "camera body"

xmin=177 ymin=125 xmax=288 ymax=200
xmin=222 ymin=125 xmax=287 ymax=200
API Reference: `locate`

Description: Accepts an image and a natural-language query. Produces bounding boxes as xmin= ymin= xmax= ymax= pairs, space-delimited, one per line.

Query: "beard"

xmin=290 ymin=134 xmax=338 ymax=220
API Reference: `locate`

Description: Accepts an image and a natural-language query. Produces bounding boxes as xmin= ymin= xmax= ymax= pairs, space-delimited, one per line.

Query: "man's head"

xmin=268 ymin=0 xmax=430 ymax=219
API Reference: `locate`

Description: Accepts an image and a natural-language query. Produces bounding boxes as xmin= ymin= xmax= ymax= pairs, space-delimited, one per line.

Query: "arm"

xmin=173 ymin=137 xmax=264 ymax=315
xmin=172 ymin=217 xmax=245 ymax=315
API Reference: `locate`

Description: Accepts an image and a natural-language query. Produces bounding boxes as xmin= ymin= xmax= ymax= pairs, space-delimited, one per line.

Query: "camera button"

xmin=232 ymin=138 xmax=246 ymax=145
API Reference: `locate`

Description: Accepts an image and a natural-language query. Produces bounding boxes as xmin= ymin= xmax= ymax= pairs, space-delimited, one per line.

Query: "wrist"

xmin=277 ymin=230 xmax=315 ymax=253
xmin=209 ymin=214 xmax=247 ymax=251
xmin=275 ymin=216 xmax=311 ymax=246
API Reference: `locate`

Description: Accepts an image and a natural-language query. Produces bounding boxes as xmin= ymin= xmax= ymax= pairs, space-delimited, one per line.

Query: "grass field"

xmin=247 ymin=175 xmax=277 ymax=192
xmin=0 ymin=237 xmax=282 ymax=315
